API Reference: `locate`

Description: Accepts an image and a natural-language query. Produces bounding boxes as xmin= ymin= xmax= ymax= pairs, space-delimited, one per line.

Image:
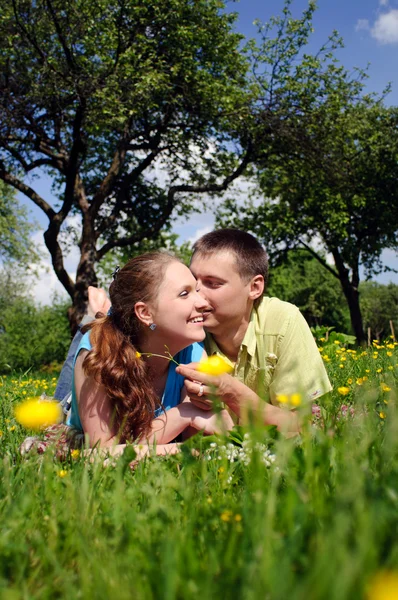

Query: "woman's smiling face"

xmin=149 ymin=261 xmax=207 ymax=348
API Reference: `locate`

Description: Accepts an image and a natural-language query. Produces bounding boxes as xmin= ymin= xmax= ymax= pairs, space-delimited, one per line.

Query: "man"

xmin=175 ymin=229 xmax=331 ymax=431
xmin=56 ymin=229 xmax=331 ymax=431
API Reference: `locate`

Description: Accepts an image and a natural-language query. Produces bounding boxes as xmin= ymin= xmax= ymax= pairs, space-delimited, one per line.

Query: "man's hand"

xmin=176 ymin=363 xmax=301 ymax=434
xmin=87 ymin=286 xmax=111 ymax=318
xmin=176 ymin=363 xmax=250 ymax=416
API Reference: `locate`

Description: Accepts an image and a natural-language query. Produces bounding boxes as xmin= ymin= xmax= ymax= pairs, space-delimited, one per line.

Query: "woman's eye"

xmin=179 ymin=290 xmax=189 ymax=297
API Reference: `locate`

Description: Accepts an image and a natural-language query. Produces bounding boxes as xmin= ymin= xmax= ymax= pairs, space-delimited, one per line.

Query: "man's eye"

xmin=205 ymin=281 xmax=221 ymax=288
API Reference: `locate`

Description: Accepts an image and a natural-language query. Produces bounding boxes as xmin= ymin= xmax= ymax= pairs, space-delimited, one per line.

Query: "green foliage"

xmin=0 ymin=0 xmax=251 ymax=323
xmin=96 ymin=231 xmax=193 ymax=287
xmin=360 ymin=281 xmax=398 ymax=341
xmin=0 ymin=297 xmax=71 ymax=373
xmin=0 ymin=182 xmax=40 ymax=265
xmin=216 ymin=1 xmax=398 ymax=342
xmin=0 ymin=344 xmax=397 ymax=598
xmin=267 ymin=250 xmax=351 ymax=332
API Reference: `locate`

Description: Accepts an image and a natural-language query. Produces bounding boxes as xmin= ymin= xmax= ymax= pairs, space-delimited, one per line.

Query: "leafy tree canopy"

xmin=216 ymin=1 xmax=398 ymax=342
xmin=0 ymin=0 xmax=251 ymax=328
xmin=0 ymin=181 xmax=40 ymax=265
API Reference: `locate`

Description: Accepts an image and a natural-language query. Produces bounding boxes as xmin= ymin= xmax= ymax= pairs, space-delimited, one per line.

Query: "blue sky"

xmin=16 ymin=0 xmax=398 ymax=301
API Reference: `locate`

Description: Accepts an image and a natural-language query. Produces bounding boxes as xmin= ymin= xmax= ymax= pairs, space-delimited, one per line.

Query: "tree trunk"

xmin=340 ymin=280 xmax=366 ymax=344
xmin=68 ymin=239 xmax=99 ymax=334
xmin=332 ymin=249 xmax=366 ymax=344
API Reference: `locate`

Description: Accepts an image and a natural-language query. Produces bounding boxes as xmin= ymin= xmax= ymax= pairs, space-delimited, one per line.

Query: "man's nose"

xmin=195 ymin=288 xmax=209 ymax=308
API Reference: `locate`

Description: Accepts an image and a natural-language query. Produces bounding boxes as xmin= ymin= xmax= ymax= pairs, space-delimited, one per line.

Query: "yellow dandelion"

xmin=356 ymin=378 xmax=364 ymax=386
xmin=376 ymin=368 xmax=383 ymax=374
xmin=8 ymin=426 xmax=16 ymax=432
xmin=234 ymin=514 xmax=242 ymax=522
xmin=290 ymin=393 xmax=302 ymax=407
xmin=387 ymin=351 xmax=393 ymax=357
xmin=339 ymin=364 xmax=344 ymax=369
xmin=347 ymin=378 xmax=353 ymax=385
xmin=220 ymin=511 xmax=232 ymax=522
xmin=334 ymin=340 xmax=341 ymax=345
xmin=71 ymin=449 xmax=80 ymax=459
xmin=58 ymin=470 xmax=68 ymax=478
xmin=197 ymin=355 xmax=233 ymax=376
xmin=15 ymin=398 xmax=62 ymax=431
xmin=218 ymin=467 xmax=225 ymax=474
xmin=277 ymin=394 xmax=289 ymax=404
xmin=365 ymin=369 xmax=370 ymax=374
xmin=381 ymin=384 xmax=391 ymax=393
xmin=387 ymin=343 xmax=395 ymax=349
xmin=341 ymin=356 xmax=347 ymax=362
xmin=338 ymin=387 xmax=350 ymax=396
xmin=388 ymin=366 xmax=394 ymax=371
xmin=379 ymin=412 xmax=386 ymax=419
xmin=322 ymin=354 xmax=330 ymax=362
xmin=319 ymin=337 xmax=326 ymax=342
xmin=135 ymin=351 xmax=142 ymax=358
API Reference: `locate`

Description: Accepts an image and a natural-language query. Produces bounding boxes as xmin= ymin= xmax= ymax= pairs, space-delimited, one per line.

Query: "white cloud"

xmin=355 ymin=19 xmax=370 ymax=32
xmin=188 ymin=223 xmax=214 ymax=245
xmin=371 ymin=9 xmax=398 ymax=43
xmin=379 ymin=0 xmax=389 ymax=7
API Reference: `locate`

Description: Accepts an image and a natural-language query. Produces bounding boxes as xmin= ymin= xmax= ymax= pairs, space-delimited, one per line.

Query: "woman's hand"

xmin=191 ymin=407 xmax=234 ymax=435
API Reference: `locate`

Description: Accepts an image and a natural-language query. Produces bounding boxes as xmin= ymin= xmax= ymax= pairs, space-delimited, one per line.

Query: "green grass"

xmin=0 ymin=341 xmax=397 ymax=599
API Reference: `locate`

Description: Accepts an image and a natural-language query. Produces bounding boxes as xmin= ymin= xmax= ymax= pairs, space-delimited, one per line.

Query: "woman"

xmin=69 ymin=252 xmax=233 ymax=455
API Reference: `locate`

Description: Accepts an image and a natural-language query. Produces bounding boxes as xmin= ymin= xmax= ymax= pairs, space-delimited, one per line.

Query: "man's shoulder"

xmin=255 ymin=296 xmax=301 ymax=335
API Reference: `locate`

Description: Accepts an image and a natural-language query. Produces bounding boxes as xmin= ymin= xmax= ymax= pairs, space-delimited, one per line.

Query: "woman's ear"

xmin=134 ymin=302 xmax=153 ymax=327
xmin=249 ymin=275 xmax=264 ymax=301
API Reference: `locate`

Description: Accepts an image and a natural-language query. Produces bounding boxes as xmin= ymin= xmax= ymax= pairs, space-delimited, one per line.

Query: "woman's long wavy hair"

xmin=82 ymin=252 xmax=181 ymax=442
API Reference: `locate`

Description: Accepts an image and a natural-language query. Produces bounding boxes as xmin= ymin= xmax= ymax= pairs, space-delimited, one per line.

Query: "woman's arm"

xmin=144 ymin=398 xmax=234 ymax=444
xmin=75 ymin=351 xmax=119 ymax=447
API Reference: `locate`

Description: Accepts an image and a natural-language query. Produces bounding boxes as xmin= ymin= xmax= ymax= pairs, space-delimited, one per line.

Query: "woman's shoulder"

xmin=73 ymin=331 xmax=93 ymax=366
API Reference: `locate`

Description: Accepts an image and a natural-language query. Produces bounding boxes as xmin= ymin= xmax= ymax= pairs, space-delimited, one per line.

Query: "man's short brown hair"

xmin=191 ymin=228 xmax=269 ymax=289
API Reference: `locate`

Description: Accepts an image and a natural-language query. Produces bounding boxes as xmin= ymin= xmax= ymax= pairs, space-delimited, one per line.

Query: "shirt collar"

xmin=240 ymin=307 xmax=257 ymax=358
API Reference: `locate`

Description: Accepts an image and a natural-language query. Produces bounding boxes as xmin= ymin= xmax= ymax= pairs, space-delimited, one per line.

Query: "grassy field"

xmin=0 ymin=338 xmax=398 ymax=599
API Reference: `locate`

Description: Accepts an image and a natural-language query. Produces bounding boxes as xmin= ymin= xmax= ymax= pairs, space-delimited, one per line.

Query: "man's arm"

xmin=176 ymin=364 xmax=300 ymax=433
xmin=54 ymin=287 xmax=111 ymax=404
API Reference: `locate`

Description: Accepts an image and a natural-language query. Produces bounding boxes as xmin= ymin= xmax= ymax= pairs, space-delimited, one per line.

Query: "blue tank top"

xmin=67 ymin=331 xmax=204 ymax=431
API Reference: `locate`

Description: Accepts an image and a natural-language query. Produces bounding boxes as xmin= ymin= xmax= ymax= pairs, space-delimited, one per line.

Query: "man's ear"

xmin=134 ymin=302 xmax=153 ymax=327
xmin=249 ymin=275 xmax=264 ymax=301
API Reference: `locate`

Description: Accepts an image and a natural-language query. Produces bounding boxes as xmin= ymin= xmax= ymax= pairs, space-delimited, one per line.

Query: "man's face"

xmin=190 ymin=250 xmax=255 ymax=336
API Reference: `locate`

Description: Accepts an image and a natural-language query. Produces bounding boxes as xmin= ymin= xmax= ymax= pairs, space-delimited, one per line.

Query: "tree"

xmin=216 ymin=3 xmax=398 ymax=343
xmin=0 ymin=0 xmax=251 ymax=330
xmin=0 ymin=181 xmax=40 ymax=264
xmin=267 ymin=250 xmax=351 ymax=333
xmin=360 ymin=282 xmax=398 ymax=342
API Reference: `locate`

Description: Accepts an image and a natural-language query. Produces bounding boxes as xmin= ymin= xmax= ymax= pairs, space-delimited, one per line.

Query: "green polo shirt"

xmin=205 ymin=296 xmax=332 ymax=405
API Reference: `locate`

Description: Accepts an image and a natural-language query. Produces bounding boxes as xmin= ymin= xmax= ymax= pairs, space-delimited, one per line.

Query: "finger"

xmin=184 ymin=380 xmax=212 ymax=398
xmin=190 ymin=397 xmax=213 ymax=411
xmin=177 ymin=364 xmax=217 ymax=385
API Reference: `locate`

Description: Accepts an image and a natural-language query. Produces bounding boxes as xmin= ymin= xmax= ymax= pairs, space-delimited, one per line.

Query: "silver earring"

xmin=149 ymin=323 xmax=157 ymax=331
